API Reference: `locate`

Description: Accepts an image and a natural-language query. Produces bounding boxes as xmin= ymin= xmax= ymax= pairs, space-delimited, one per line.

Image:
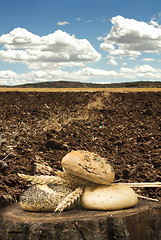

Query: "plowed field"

xmin=0 ymin=91 xmax=161 ymax=206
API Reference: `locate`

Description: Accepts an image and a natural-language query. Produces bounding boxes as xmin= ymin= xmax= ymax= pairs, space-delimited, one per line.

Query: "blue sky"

xmin=0 ymin=0 xmax=161 ymax=85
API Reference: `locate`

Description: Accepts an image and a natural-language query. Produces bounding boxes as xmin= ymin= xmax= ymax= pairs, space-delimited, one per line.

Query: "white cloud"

xmin=73 ymin=67 xmax=117 ymax=79
xmin=141 ymin=58 xmax=155 ymax=61
xmin=95 ymin=81 xmax=112 ymax=84
xmin=57 ymin=21 xmax=69 ymax=26
xmin=0 ymin=67 xmax=118 ymax=85
xmin=119 ymin=64 xmax=161 ymax=79
xmin=0 ymin=28 xmax=101 ymax=70
xmin=149 ymin=20 xmax=159 ymax=27
xmin=151 ymin=12 xmax=161 ymax=26
xmin=100 ymin=15 xmax=161 ymax=57
xmin=1 ymin=23 xmax=161 ymax=86
xmin=100 ymin=43 xmax=115 ymax=51
xmin=0 ymin=70 xmax=20 ymax=85
xmin=97 ymin=36 xmax=102 ymax=41
xmin=86 ymin=20 xmax=92 ymax=23
xmin=107 ymin=59 xmax=117 ymax=66
xmin=129 ymin=57 xmax=137 ymax=60
xmin=2 ymin=64 xmax=161 ymax=86
xmin=109 ymin=49 xmax=141 ymax=57
xmin=0 ymin=70 xmax=18 ymax=78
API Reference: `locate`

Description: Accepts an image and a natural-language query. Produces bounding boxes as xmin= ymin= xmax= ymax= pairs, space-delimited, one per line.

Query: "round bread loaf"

xmin=80 ymin=184 xmax=138 ymax=210
xmin=20 ymin=183 xmax=74 ymax=211
xmin=61 ymin=150 xmax=115 ymax=185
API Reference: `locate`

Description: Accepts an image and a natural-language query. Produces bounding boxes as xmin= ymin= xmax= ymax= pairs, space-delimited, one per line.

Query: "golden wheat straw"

xmin=136 ymin=194 xmax=159 ymax=202
xmin=55 ymin=187 xmax=83 ymax=212
xmin=119 ymin=182 xmax=161 ymax=188
xmin=18 ymin=173 xmax=161 ymax=188
xmin=56 ymin=171 xmax=95 ymax=187
xmin=17 ymin=173 xmax=70 ymax=185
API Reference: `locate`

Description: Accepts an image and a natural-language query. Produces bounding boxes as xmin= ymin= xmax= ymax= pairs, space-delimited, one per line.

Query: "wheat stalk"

xmin=118 ymin=182 xmax=161 ymax=188
xmin=17 ymin=173 xmax=70 ymax=185
xmin=55 ymin=187 xmax=83 ymax=212
xmin=56 ymin=171 xmax=95 ymax=187
xmin=136 ymin=194 xmax=159 ymax=202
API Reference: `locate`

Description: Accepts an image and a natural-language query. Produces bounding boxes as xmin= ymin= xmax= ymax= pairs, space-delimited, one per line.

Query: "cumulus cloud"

xmin=119 ymin=64 xmax=161 ymax=79
xmin=151 ymin=12 xmax=161 ymax=26
xmin=100 ymin=43 xmax=115 ymax=51
xmin=72 ymin=67 xmax=117 ymax=79
xmin=107 ymin=59 xmax=117 ymax=66
xmin=100 ymin=15 xmax=161 ymax=57
xmin=0 ymin=67 xmax=118 ymax=85
xmin=0 ymin=70 xmax=18 ymax=78
xmin=1 ymin=23 xmax=161 ymax=86
xmin=74 ymin=65 xmax=161 ymax=81
xmin=0 ymin=70 xmax=19 ymax=85
xmin=57 ymin=21 xmax=69 ymax=26
xmin=149 ymin=20 xmax=159 ymax=27
xmin=141 ymin=58 xmax=155 ymax=61
xmin=2 ymin=64 xmax=161 ymax=86
xmin=0 ymin=28 xmax=101 ymax=70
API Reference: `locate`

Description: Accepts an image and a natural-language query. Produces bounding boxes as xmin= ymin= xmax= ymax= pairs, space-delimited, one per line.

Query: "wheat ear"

xmin=55 ymin=187 xmax=83 ymax=212
xmin=17 ymin=173 xmax=70 ymax=185
xmin=56 ymin=171 xmax=95 ymax=187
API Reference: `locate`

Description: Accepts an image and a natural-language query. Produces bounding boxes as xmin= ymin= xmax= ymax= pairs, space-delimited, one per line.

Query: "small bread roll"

xmin=20 ymin=184 xmax=74 ymax=211
xmin=62 ymin=150 xmax=115 ymax=185
xmin=80 ymin=184 xmax=138 ymax=210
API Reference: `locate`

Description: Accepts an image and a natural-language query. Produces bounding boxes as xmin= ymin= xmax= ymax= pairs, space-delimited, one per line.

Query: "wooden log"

xmin=0 ymin=200 xmax=161 ymax=240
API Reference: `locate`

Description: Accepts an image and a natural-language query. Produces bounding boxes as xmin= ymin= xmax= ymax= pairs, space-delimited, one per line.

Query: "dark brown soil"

xmin=0 ymin=91 xmax=161 ymax=206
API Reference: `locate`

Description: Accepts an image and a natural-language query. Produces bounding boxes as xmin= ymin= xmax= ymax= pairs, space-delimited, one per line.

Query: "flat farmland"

xmin=0 ymin=87 xmax=161 ymax=92
xmin=0 ymin=90 xmax=161 ymax=206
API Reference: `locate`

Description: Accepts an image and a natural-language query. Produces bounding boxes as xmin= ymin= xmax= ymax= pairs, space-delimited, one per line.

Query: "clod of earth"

xmin=0 ymin=91 xmax=161 ymax=207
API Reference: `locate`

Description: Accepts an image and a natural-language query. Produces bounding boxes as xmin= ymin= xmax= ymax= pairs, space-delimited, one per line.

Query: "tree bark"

xmin=0 ymin=200 xmax=161 ymax=240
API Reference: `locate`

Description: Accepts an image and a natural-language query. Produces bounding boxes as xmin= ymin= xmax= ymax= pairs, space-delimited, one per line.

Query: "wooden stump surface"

xmin=0 ymin=200 xmax=161 ymax=240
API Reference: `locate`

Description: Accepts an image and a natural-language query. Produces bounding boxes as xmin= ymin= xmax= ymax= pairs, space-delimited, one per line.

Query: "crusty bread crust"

xmin=80 ymin=184 xmax=138 ymax=210
xmin=61 ymin=150 xmax=115 ymax=185
xmin=20 ymin=184 xmax=74 ymax=211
